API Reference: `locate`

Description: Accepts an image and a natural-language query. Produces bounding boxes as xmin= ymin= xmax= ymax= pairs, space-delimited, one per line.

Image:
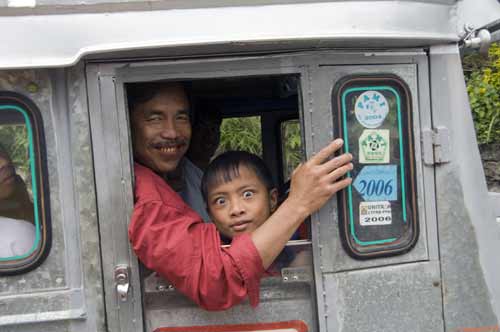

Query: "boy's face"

xmin=207 ymin=165 xmax=278 ymax=239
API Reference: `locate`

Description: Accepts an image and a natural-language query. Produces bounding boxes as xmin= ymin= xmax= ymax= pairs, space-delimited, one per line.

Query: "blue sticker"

xmin=353 ymin=165 xmax=398 ymax=201
xmin=354 ymin=91 xmax=389 ymax=128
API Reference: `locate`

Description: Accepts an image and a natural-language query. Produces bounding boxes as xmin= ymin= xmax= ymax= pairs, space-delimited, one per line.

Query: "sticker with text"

xmin=354 ymin=90 xmax=389 ymax=128
xmin=359 ymin=129 xmax=390 ymax=164
xmin=360 ymin=201 xmax=392 ymax=226
xmin=353 ymin=165 xmax=398 ymax=201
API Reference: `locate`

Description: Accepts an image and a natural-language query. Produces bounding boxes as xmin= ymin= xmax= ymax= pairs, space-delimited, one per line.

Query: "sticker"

xmin=359 ymin=201 xmax=392 ymax=226
xmin=353 ymin=165 xmax=398 ymax=201
xmin=354 ymin=90 xmax=389 ymax=128
xmin=359 ymin=129 xmax=390 ymax=164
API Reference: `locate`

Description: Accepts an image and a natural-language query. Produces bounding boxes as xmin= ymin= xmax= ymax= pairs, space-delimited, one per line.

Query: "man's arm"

xmin=129 ymin=139 xmax=352 ymax=310
xmin=129 ymin=200 xmax=264 ymax=311
xmin=252 ymin=138 xmax=352 ymax=268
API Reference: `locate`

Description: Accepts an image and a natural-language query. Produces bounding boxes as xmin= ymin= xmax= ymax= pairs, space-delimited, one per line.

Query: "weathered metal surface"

xmin=66 ymin=63 xmax=106 ymax=332
xmin=310 ymin=63 xmax=429 ymax=274
xmin=0 ymin=67 xmax=105 ymax=331
xmin=143 ymin=276 xmax=317 ymax=331
xmin=430 ymin=44 xmax=500 ymax=330
xmin=324 ymin=261 xmax=443 ymax=332
xmin=0 ymin=69 xmax=67 ymax=300
xmin=1 ymin=320 xmax=70 ymax=332
xmin=87 ymin=65 xmax=144 ymax=332
xmin=0 ymin=1 xmax=459 ymax=69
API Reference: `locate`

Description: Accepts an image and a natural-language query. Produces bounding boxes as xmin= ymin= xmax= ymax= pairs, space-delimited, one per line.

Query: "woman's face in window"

xmin=0 ymin=151 xmax=16 ymax=200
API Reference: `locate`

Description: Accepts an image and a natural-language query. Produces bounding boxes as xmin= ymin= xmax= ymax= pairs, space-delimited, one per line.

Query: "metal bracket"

xmin=114 ymin=265 xmax=131 ymax=302
xmin=281 ymin=267 xmax=313 ymax=283
xmin=461 ymin=24 xmax=492 ymax=55
xmin=422 ymin=126 xmax=451 ymax=166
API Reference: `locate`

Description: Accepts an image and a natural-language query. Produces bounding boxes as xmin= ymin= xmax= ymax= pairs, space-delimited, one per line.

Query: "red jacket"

xmin=129 ymin=163 xmax=265 ymax=311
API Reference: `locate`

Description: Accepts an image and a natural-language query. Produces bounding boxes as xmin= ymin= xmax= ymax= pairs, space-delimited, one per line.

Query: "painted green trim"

xmin=340 ymin=86 xmax=407 ymax=246
xmin=0 ymin=105 xmax=40 ymax=261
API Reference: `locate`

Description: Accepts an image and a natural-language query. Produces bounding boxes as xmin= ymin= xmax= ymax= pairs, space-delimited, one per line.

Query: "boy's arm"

xmin=252 ymin=139 xmax=352 ymax=269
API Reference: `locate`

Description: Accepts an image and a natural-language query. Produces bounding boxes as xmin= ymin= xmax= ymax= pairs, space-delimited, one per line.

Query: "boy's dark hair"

xmin=126 ymin=81 xmax=195 ymax=122
xmin=201 ymin=151 xmax=275 ymax=203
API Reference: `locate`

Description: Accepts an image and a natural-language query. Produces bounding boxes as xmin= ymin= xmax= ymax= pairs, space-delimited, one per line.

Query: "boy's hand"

xmin=287 ymin=139 xmax=353 ymax=218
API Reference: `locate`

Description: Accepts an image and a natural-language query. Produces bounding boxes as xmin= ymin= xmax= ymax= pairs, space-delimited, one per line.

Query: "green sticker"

xmin=359 ymin=129 xmax=390 ymax=164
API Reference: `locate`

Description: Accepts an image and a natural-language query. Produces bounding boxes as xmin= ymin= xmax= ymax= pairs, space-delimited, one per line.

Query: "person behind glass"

xmin=201 ymin=150 xmax=307 ymax=273
xmin=0 ymin=144 xmax=36 ymax=257
xmin=127 ymin=82 xmax=353 ymax=310
xmin=186 ymin=101 xmax=222 ymax=171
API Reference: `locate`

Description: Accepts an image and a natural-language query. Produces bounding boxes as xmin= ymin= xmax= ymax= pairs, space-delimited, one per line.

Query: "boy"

xmin=201 ymin=151 xmax=305 ymax=270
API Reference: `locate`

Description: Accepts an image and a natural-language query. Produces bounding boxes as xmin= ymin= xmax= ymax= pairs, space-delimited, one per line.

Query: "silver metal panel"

xmin=1 ymin=0 xmax=458 ymax=11
xmin=66 ymin=63 xmax=107 ymax=332
xmin=456 ymin=0 xmax=500 ymax=31
xmin=144 ymin=277 xmax=317 ymax=331
xmin=0 ymin=67 xmax=105 ymax=331
xmin=0 ymin=1 xmax=458 ymax=69
xmin=324 ymin=261 xmax=443 ymax=332
xmin=490 ymin=193 xmax=500 ymax=225
xmin=430 ymin=44 xmax=500 ymax=329
xmin=413 ymin=55 xmax=440 ymax=262
xmin=86 ymin=65 xmax=144 ymax=332
xmin=0 ymin=69 xmax=74 ymax=325
xmin=310 ymin=63 xmax=429 ymax=274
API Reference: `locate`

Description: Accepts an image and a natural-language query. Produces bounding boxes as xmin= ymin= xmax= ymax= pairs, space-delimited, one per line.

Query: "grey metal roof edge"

xmin=0 ymin=1 xmax=461 ymax=69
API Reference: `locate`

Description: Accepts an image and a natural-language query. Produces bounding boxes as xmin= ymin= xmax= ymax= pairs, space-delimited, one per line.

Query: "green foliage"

xmin=0 ymin=124 xmax=30 ymax=178
xmin=463 ymin=42 xmax=500 ymax=144
xmin=217 ymin=116 xmax=263 ymax=156
xmin=281 ymin=120 xmax=302 ymax=180
xmin=216 ymin=116 xmax=304 ymax=180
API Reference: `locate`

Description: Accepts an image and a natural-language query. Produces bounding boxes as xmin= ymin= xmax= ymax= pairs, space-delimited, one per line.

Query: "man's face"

xmin=206 ymin=165 xmax=278 ymax=238
xmin=130 ymin=85 xmax=192 ymax=174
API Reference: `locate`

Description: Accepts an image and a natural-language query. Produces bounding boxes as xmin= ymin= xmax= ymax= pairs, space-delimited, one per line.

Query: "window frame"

xmin=332 ymin=75 xmax=419 ymax=259
xmin=0 ymin=91 xmax=51 ymax=275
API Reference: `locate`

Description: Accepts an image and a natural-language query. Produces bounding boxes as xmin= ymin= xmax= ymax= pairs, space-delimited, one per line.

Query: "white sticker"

xmin=359 ymin=129 xmax=390 ymax=164
xmin=354 ymin=91 xmax=389 ymax=128
xmin=359 ymin=201 xmax=392 ymax=226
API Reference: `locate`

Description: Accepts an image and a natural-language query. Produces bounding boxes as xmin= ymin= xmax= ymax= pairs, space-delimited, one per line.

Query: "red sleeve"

xmin=128 ymin=166 xmax=264 ymax=311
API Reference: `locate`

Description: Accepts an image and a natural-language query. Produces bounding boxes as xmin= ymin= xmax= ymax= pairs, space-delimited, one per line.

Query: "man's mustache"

xmin=150 ymin=139 xmax=189 ymax=149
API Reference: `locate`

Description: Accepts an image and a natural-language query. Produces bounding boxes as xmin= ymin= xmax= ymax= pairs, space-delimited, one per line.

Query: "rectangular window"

xmin=333 ymin=75 xmax=418 ymax=259
xmin=0 ymin=92 xmax=50 ymax=274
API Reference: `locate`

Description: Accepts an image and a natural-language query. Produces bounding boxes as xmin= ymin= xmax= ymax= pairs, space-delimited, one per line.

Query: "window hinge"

xmin=422 ymin=126 xmax=451 ymax=166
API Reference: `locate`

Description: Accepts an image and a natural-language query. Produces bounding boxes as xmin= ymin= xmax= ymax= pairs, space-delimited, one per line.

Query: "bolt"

xmin=26 ymin=82 xmax=39 ymax=93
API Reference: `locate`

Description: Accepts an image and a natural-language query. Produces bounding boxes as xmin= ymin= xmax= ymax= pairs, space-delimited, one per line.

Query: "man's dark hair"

xmin=126 ymin=81 xmax=195 ymax=122
xmin=201 ymin=151 xmax=275 ymax=203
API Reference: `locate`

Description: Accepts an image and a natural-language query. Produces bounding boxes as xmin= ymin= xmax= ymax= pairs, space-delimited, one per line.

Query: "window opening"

xmin=0 ymin=92 xmax=50 ymax=275
xmin=127 ymin=74 xmax=311 ymax=294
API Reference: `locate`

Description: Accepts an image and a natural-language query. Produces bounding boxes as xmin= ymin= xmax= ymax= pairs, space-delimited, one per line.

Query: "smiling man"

xmin=130 ymin=83 xmax=191 ymax=175
xmin=127 ymin=82 xmax=354 ymax=311
xmin=129 ymin=82 xmax=209 ymax=220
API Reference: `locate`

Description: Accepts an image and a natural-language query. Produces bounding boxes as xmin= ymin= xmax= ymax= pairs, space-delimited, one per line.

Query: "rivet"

xmin=26 ymin=82 xmax=39 ymax=93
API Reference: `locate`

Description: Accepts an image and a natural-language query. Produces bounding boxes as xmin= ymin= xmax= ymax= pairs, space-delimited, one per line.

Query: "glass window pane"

xmin=0 ymin=108 xmax=38 ymax=260
xmin=333 ymin=76 xmax=419 ymax=259
xmin=0 ymin=94 xmax=50 ymax=274
xmin=280 ymin=119 xmax=302 ymax=181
